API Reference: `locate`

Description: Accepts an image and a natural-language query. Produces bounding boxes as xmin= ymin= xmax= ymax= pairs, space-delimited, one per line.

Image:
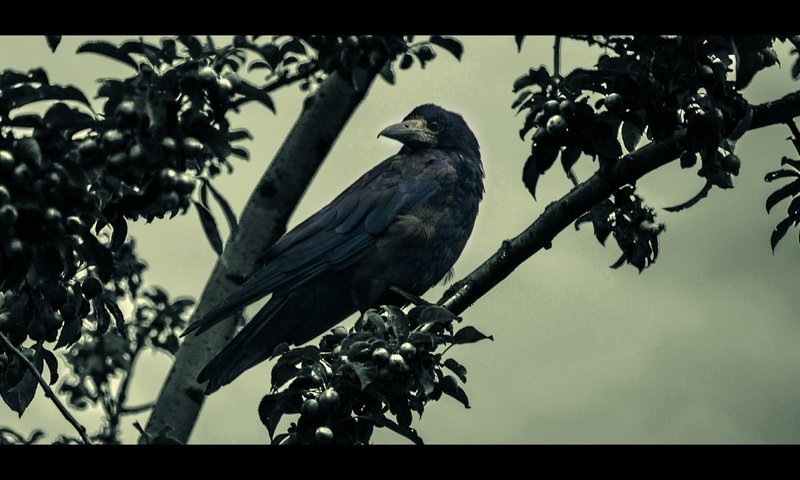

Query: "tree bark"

xmin=439 ymin=91 xmax=800 ymax=315
xmin=143 ymin=67 xmax=380 ymax=443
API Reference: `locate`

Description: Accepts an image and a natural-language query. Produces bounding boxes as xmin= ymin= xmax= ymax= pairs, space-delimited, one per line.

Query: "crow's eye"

xmin=428 ymin=120 xmax=444 ymax=132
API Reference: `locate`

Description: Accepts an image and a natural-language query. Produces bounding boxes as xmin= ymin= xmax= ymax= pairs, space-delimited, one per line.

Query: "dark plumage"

xmin=186 ymin=104 xmax=484 ymax=394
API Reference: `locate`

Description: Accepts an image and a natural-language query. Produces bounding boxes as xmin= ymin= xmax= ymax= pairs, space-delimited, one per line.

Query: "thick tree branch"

xmin=439 ymin=91 xmax=800 ymax=315
xmin=0 ymin=333 xmax=91 ymax=445
xmin=144 ymin=65 xmax=384 ymax=443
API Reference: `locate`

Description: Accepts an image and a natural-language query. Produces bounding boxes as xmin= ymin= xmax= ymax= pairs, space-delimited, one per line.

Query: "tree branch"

xmin=144 ymin=63 xmax=386 ymax=444
xmin=0 ymin=333 xmax=92 ymax=445
xmin=438 ymin=90 xmax=800 ymax=315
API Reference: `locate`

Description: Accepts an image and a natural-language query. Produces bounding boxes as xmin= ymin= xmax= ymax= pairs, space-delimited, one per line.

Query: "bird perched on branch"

xmin=184 ymin=104 xmax=484 ymax=394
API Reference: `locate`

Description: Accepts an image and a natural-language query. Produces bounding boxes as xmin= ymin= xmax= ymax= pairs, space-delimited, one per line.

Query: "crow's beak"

xmin=378 ymin=118 xmax=436 ymax=147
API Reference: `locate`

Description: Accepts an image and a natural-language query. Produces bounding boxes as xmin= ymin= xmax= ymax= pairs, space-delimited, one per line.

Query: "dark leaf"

xmin=791 ymin=57 xmax=800 ymax=80
xmin=358 ymin=413 xmax=424 ymax=445
xmin=247 ymin=60 xmax=270 ymax=72
xmin=236 ymin=79 xmax=275 ymax=113
xmin=766 ymin=180 xmax=800 ymax=213
xmin=231 ymin=146 xmax=250 ymax=160
xmin=93 ymin=296 xmax=110 ymax=334
xmin=399 ymin=54 xmax=413 ymax=70
xmin=781 ymin=157 xmax=800 ymax=171
xmin=664 ymin=181 xmax=713 ymax=212
xmin=441 ymin=375 xmax=470 ymax=408
xmin=513 ymin=66 xmax=551 ymax=92
xmin=280 ymin=39 xmax=306 ymax=56
xmin=109 ymin=215 xmax=127 ymax=251
xmin=270 ymin=342 xmax=290 ymax=358
xmin=76 ymin=41 xmax=138 ymax=70
xmin=429 ymin=36 xmax=463 ymax=61
xmin=680 ymin=151 xmax=697 ymax=169
xmin=258 ymin=392 xmax=287 ymax=440
xmin=771 ymin=215 xmax=795 ymax=251
xmin=346 ymin=362 xmax=376 ymax=390
xmin=443 ymin=358 xmax=467 ymax=383
xmin=103 ymin=295 xmax=126 ymax=335
xmin=177 ymin=36 xmax=203 ymax=58
xmin=387 ymin=307 xmax=410 ymax=341
xmin=610 ymin=253 xmax=627 ymax=269
xmin=41 ymin=349 xmax=59 ymax=386
xmin=193 ymin=201 xmax=223 ymax=255
xmin=227 ymin=129 xmax=253 ymax=142
xmin=511 ymin=91 xmax=532 ymax=110
xmin=522 ymin=154 xmax=541 ymax=200
xmin=416 ymin=365 xmax=436 ymax=396
xmin=379 ymin=62 xmax=395 ymax=85
xmin=55 ymin=313 xmax=81 ymax=349
xmin=515 ymin=35 xmax=525 ymax=52
xmin=452 ymin=326 xmax=494 ymax=345
xmin=765 ymin=170 xmax=800 ymax=182
xmin=418 ymin=306 xmax=457 ymax=325
xmin=622 ymin=120 xmax=644 ymax=153
xmin=588 ymin=125 xmax=622 ymax=159
xmin=271 ymin=361 xmax=301 ymax=389
xmin=1 ymin=344 xmax=43 ymax=416
xmin=203 ymin=180 xmax=238 ymax=235
xmin=45 ymin=36 xmax=61 ymax=53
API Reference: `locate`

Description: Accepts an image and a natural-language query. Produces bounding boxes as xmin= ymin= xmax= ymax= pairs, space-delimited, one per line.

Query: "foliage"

xmin=258 ymin=304 xmax=491 ymax=445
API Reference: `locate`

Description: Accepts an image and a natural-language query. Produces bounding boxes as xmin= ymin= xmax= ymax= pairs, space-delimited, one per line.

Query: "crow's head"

xmin=379 ymin=104 xmax=480 ymax=158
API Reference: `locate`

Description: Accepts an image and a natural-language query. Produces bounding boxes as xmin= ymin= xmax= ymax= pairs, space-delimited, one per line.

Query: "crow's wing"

xmin=183 ymin=160 xmax=439 ymax=336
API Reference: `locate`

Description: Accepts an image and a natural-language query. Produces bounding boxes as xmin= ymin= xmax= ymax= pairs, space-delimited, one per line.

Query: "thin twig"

xmin=0 ymin=333 xmax=92 ymax=445
xmin=120 ymin=402 xmax=155 ymax=415
xmin=553 ymin=35 xmax=561 ymax=78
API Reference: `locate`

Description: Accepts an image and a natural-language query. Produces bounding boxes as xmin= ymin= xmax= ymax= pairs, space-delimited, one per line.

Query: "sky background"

xmin=2 ymin=35 xmax=800 ymax=444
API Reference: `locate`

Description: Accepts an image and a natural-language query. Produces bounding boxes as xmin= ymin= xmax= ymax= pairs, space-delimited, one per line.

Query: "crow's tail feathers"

xmin=197 ymin=294 xmax=293 ymax=395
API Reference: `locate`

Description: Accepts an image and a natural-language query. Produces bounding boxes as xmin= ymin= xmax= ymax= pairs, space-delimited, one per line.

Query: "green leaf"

xmin=429 ymin=36 xmax=463 ymax=61
xmin=45 ymin=36 xmax=61 ymax=53
xmin=766 ymin=179 xmax=800 ymax=213
xmin=452 ymin=326 xmax=494 ymax=345
xmin=443 ymin=358 xmax=467 ymax=383
xmin=771 ymin=215 xmax=795 ymax=251
xmin=76 ymin=41 xmax=138 ymax=70
xmin=441 ymin=375 xmax=470 ymax=408
xmin=193 ymin=201 xmax=223 ymax=255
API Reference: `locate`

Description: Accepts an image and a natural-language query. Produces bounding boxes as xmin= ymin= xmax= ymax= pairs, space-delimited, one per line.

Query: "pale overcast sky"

xmin=2 ymin=36 xmax=800 ymax=443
